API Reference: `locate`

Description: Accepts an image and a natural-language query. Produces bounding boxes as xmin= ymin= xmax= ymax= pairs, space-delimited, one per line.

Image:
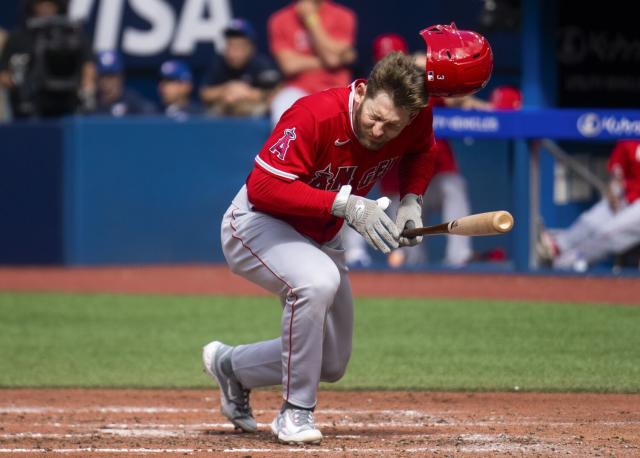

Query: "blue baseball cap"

xmin=223 ymin=18 xmax=256 ymax=42
xmin=96 ymin=50 xmax=123 ymax=75
xmin=159 ymin=60 xmax=192 ymax=82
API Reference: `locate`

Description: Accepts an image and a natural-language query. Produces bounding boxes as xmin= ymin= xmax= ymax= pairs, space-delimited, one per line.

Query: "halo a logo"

xmin=577 ymin=113 xmax=602 ymax=137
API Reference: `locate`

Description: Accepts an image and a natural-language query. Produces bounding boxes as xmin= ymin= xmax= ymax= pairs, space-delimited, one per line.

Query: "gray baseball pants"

xmin=220 ymin=185 xmax=353 ymax=409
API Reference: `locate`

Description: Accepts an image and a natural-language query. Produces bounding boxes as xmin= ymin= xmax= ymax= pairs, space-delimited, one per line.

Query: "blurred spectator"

xmin=158 ymin=60 xmax=201 ymax=120
xmin=94 ymin=50 xmax=156 ymax=117
xmin=0 ymin=27 xmax=9 ymax=121
xmin=372 ymin=33 xmax=407 ymax=62
xmin=538 ymin=140 xmax=640 ymax=272
xmin=0 ymin=0 xmax=96 ymax=118
xmin=200 ymin=18 xmax=280 ymax=117
xmin=490 ymin=84 xmax=522 ymax=110
xmin=268 ymin=0 xmax=357 ymax=126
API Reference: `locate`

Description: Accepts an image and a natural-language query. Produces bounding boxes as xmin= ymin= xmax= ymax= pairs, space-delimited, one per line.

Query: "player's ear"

xmin=354 ymin=83 xmax=367 ymax=104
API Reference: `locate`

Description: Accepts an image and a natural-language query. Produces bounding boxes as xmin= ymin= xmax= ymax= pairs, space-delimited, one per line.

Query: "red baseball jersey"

xmin=247 ymin=80 xmax=437 ymax=244
xmin=608 ymin=140 xmax=640 ymax=203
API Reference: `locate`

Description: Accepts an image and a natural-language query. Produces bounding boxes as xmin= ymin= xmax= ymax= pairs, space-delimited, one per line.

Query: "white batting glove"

xmin=332 ymin=186 xmax=399 ymax=253
xmin=396 ymin=193 xmax=423 ymax=247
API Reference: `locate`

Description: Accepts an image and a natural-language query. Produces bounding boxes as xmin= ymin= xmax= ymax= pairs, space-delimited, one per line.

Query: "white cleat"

xmin=202 ymin=341 xmax=257 ymax=433
xmin=270 ymin=408 xmax=323 ymax=445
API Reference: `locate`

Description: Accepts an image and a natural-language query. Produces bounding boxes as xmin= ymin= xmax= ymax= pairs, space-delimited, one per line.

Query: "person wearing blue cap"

xmin=158 ymin=59 xmax=201 ymax=120
xmin=94 ymin=50 xmax=156 ymax=117
xmin=200 ymin=18 xmax=281 ymax=117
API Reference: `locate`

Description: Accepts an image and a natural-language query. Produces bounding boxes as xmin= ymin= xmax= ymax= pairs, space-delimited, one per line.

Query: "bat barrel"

xmin=400 ymin=210 xmax=514 ymax=238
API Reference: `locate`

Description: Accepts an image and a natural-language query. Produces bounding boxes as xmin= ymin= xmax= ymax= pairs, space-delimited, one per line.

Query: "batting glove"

xmin=332 ymin=185 xmax=399 ymax=253
xmin=396 ymin=193 xmax=423 ymax=247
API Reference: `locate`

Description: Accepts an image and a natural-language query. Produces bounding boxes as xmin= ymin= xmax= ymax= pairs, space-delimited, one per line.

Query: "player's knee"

xmin=320 ymin=358 xmax=349 ymax=383
xmin=302 ymin=265 xmax=341 ymax=306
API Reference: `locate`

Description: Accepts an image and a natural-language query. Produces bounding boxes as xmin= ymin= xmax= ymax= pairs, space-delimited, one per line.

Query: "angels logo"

xmin=269 ymin=128 xmax=296 ymax=161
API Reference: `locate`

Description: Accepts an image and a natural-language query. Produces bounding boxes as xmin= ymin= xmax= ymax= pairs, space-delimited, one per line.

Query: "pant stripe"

xmin=229 ymin=208 xmax=298 ymax=402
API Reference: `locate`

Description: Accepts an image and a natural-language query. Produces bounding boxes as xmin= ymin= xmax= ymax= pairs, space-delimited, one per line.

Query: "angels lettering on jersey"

xmin=307 ymin=158 xmax=399 ymax=191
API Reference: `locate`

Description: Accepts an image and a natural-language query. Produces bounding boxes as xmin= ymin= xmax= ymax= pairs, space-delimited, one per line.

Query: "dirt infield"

xmin=0 ymin=265 xmax=639 ymax=304
xmin=1 ymin=266 xmax=639 ymax=455
xmin=1 ymin=389 xmax=639 ymax=457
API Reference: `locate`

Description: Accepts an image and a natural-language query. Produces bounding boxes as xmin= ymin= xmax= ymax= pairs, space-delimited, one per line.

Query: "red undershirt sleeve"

xmin=246 ymin=167 xmax=337 ymax=217
xmin=398 ymin=108 xmax=438 ymax=198
xmin=398 ymin=140 xmax=438 ymax=198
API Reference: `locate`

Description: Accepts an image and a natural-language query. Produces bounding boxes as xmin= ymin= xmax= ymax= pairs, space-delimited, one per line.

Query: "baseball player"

xmin=202 ymin=23 xmax=492 ymax=445
xmin=538 ymin=139 xmax=640 ymax=271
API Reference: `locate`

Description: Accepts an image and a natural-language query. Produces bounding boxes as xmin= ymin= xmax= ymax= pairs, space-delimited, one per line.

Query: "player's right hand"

xmin=332 ymin=186 xmax=399 ymax=253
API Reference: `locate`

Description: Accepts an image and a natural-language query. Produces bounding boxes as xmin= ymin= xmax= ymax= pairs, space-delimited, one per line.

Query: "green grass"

xmin=0 ymin=293 xmax=639 ymax=392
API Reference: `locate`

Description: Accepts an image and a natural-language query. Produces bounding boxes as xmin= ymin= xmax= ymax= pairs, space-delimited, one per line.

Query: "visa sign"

xmin=69 ymin=0 xmax=231 ymax=56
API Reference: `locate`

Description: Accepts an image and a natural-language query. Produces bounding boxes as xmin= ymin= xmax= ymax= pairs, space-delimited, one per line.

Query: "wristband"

xmin=331 ymin=185 xmax=352 ymax=218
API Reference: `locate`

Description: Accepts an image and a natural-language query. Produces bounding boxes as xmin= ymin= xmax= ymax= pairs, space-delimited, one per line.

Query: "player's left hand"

xmin=396 ymin=193 xmax=423 ymax=246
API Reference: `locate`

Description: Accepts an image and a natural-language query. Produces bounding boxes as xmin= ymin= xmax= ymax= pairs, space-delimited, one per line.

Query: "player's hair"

xmin=366 ymin=52 xmax=428 ymax=115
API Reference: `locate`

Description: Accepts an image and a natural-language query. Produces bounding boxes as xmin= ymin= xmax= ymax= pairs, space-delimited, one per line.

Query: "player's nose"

xmin=372 ymin=122 xmax=385 ymax=138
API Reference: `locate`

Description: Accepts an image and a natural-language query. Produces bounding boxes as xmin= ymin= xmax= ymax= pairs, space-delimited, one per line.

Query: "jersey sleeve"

xmin=254 ymin=102 xmax=316 ymax=182
xmin=398 ymin=108 xmax=438 ymax=197
xmin=247 ymin=167 xmax=336 ymax=217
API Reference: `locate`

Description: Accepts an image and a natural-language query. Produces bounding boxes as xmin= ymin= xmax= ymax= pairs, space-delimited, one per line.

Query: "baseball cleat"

xmin=202 ymin=341 xmax=257 ymax=433
xmin=270 ymin=408 xmax=322 ymax=445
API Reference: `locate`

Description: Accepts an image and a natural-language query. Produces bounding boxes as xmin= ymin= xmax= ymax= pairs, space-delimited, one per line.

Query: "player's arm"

xmin=398 ymin=109 xmax=438 ymax=198
xmin=248 ymin=102 xmax=334 ymax=215
xmin=247 ymin=167 xmax=335 ymax=217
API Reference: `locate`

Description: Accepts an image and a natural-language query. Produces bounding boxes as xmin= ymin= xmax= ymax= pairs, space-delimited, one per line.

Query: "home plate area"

xmin=0 ymin=389 xmax=638 ymax=456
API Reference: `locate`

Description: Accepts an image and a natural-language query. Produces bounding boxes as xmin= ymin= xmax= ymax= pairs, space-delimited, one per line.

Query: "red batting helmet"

xmin=372 ymin=33 xmax=409 ymax=63
xmin=419 ymin=23 xmax=493 ymax=97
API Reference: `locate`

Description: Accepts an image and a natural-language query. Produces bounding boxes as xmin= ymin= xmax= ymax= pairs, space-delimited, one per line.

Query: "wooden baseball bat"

xmin=401 ymin=211 xmax=514 ymax=238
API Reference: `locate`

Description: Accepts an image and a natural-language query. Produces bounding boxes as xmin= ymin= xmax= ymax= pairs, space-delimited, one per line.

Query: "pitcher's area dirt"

xmin=1 ymin=389 xmax=639 ymax=457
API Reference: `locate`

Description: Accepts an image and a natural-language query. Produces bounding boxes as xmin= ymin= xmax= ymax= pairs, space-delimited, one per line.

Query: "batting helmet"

xmin=372 ymin=33 xmax=409 ymax=63
xmin=419 ymin=23 xmax=493 ymax=97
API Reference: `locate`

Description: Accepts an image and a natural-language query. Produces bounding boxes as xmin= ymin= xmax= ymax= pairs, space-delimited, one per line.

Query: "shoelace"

xmin=291 ymin=409 xmax=314 ymax=428
xmin=238 ymin=388 xmax=253 ymax=416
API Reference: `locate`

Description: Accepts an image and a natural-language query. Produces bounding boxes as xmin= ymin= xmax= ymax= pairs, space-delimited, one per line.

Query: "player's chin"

xmin=359 ymin=137 xmax=385 ymax=151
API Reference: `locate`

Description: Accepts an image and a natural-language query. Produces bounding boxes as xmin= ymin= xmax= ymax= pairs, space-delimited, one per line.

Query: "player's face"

xmin=353 ymin=87 xmax=413 ymax=150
